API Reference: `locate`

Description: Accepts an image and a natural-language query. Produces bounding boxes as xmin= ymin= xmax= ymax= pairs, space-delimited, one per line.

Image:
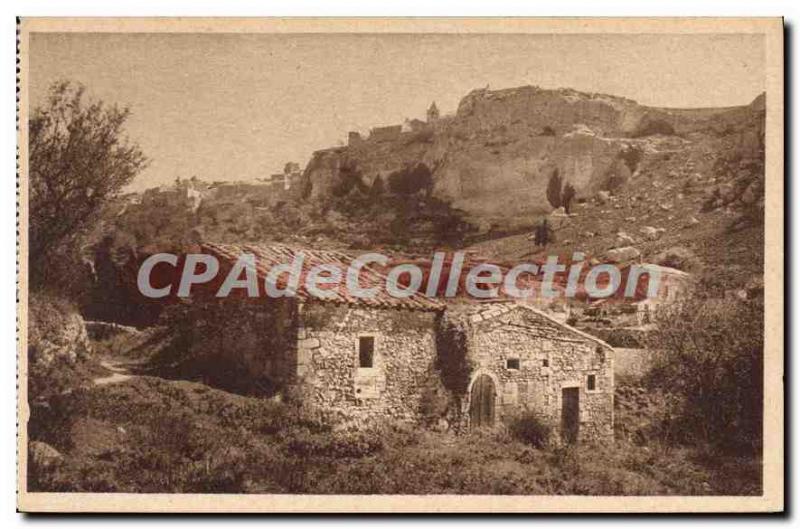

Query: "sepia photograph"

xmin=16 ymin=17 xmax=784 ymax=513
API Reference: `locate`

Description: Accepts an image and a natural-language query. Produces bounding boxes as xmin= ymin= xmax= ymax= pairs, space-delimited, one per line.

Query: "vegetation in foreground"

xmin=28 ymin=370 xmax=761 ymax=496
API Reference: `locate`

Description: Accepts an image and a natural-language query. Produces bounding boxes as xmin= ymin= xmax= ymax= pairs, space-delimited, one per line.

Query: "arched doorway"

xmin=469 ymin=374 xmax=496 ymax=428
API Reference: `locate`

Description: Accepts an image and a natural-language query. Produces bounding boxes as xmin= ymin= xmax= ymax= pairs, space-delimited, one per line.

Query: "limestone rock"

xmin=548 ymin=207 xmax=572 ymax=229
xmin=605 ymin=246 xmax=641 ymax=263
xmin=640 ymin=226 xmax=665 ymax=241
xmin=616 ymin=232 xmax=636 ymax=245
xmin=596 ymin=190 xmax=611 ymax=204
xmin=29 ymin=441 xmax=63 ymax=469
xmin=28 ymin=295 xmax=92 ymax=368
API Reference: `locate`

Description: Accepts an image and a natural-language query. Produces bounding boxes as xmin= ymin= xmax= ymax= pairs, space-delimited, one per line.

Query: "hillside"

xmin=301 ymin=86 xmax=765 ymax=233
xmin=87 ymin=84 xmax=765 ymax=327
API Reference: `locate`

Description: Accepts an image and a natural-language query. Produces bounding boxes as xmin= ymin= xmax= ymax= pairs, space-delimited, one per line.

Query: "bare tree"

xmin=28 ymin=81 xmax=147 ymax=291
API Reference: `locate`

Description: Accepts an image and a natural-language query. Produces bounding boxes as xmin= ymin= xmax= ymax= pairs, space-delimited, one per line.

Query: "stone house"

xmin=180 ymin=243 xmax=614 ymax=442
xmin=445 ymin=302 xmax=614 ymax=442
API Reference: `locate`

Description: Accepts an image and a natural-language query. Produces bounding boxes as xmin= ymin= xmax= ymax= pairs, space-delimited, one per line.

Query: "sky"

xmin=28 ymin=32 xmax=765 ymax=191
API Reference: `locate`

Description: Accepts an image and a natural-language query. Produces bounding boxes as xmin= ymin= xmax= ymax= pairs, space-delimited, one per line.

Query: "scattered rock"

xmin=685 ymin=216 xmax=700 ymax=227
xmin=548 ymin=207 xmax=572 ymax=229
xmin=654 ymin=246 xmax=699 ymax=272
xmin=658 ymin=203 xmax=673 ymax=211
xmin=616 ymin=232 xmax=636 ymax=245
xmin=605 ymin=246 xmax=641 ymax=263
xmin=596 ymin=190 xmax=611 ymax=204
xmin=640 ymin=226 xmax=665 ymax=241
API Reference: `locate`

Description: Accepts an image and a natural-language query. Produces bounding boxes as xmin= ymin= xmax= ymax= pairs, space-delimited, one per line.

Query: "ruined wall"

xmin=455 ymin=86 xmax=636 ymax=136
xmin=295 ymin=303 xmax=439 ymax=424
xmin=186 ymin=297 xmax=299 ymax=394
xmin=459 ymin=304 xmax=614 ymax=442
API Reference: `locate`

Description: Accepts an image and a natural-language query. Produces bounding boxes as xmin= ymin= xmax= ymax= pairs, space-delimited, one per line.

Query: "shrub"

xmin=387 ymin=163 xmax=434 ymax=195
xmin=618 ymin=145 xmax=643 ymax=173
xmin=286 ymin=429 xmax=384 ymax=459
xmin=561 ymin=182 xmax=576 ymax=214
xmin=632 ymin=117 xmax=675 ymax=138
xmin=546 ymin=168 xmax=563 ymax=209
xmin=646 ymin=297 xmax=763 ymax=454
xmin=509 ymin=411 xmax=552 ymax=448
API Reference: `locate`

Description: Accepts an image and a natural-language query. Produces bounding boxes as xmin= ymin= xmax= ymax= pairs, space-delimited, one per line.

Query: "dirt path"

xmin=93 ymin=360 xmax=135 ymax=386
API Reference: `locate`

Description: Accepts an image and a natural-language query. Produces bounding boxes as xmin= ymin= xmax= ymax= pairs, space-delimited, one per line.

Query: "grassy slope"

xmin=29 ymin=375 xmax=760 ymax=495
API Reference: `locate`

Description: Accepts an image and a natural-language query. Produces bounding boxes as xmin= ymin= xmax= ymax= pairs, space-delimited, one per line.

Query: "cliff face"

xmin=301 ymin=85 xmax=764 ymax=231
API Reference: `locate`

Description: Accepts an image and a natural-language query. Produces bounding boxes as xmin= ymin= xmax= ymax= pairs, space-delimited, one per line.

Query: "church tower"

xmin=427 ymin=101 xmax=440 ymax=123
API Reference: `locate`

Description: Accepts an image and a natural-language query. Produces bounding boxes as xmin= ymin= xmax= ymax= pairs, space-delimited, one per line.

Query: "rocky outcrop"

xmin=300 ymin=86 xmax=765 ymax=234
xmin=28 ymin=441 xmax=63 ymax=470
xmin=28 ymin=294 xmax=92 ymax=368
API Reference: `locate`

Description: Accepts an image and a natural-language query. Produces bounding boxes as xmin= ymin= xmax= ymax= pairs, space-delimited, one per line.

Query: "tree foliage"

xmin=28 ymin=81 xmax=147 ymax=291
xmin=646 ymin=297 xmax=763 ymax=454
xmin=388 ymin=163 xmax=433 ymax=196
xmin=561 ymin=182 xmax=576 ymax=215
xmin=546 ymin=168 xmax=562 ymax=209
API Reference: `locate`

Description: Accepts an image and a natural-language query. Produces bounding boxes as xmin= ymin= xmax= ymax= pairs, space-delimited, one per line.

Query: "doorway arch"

xmin=469 ymin=373 xmax=497 ymax=428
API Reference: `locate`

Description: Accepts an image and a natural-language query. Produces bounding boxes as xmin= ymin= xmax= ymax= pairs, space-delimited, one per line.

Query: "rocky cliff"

xmin=301 ymin=85 xmax=765 ymax=232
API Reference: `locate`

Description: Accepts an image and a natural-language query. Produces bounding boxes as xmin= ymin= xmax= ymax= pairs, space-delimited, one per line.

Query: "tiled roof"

xmin=448 ymin=301 xmax=615 ymax=351
xmin=202 ymin=242 xmax=444 ymax=312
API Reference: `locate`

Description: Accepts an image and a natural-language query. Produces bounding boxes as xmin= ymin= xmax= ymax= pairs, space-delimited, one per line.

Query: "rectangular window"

xmin=587 ymin=374 xmax=597 ymax=391
xmin=506 ymin=358 xmax=520 ymax=370
xmin=358 ymin=336 xmax=374 ymax=368
xmin=542 ymin=358 xmax=549 ymax=367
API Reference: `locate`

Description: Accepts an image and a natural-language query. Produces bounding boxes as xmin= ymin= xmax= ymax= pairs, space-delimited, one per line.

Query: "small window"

xmin=542 ymin=358 xmax=549 ymax=368
xmin=587 ymin=374 xmax=597 ymax=391
xmin=506 ymin=358 xmax=520 ymax=370
xmin=358 ymin=336 xmax=374 ymax=368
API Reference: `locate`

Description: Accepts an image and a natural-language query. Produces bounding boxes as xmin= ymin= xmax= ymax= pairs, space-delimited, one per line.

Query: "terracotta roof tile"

xmin=202 ymin=242 xmax=444 ymax=312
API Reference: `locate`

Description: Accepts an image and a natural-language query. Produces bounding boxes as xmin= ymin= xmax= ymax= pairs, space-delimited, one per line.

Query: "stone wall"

xmin=186 ymin=297 xmax=299 ymax=393
xmin=295 ymin=302 xmax=439 ymax=424
xmin=456 ymin=303 xmax=614 ymax=442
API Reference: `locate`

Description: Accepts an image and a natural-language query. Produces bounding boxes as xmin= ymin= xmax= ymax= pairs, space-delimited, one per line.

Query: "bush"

xmin=287 ymin=429 xmax=384 ymax=459
xmin=646 ymin=297 xmax=763 ymax=454
xmin=632 ymin=117 xmax=675 ymax=138
xmin=387 ymin=163 xmax=433 ymax=195
xmin=546 ymin=168 xmax=563 ymax=209
xmin=509 ymin=411 xmax=552 ymax=448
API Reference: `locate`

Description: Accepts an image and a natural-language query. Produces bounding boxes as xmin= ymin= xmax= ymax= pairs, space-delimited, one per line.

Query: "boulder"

xmin=640 ymin=226 xmax=665 ymax=241
xmin=616 ymin=232 xmax=636 ymax=245
xmin=596 ymin=190 xmax=611 ymax=204
xmin=548 ymin=207 xmax=572 ymax=229
xmin=655 ymin=246 xmax=699 ymax=272
xmin=605 ymin=246 xmax=641 ymax=263
xmin=28 ymin=294 xmax=92 ymax=368
xmin=29 ymin=441 xmax=63 ymax=470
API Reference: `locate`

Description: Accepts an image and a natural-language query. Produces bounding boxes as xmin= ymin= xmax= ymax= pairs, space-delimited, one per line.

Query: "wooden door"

xmin=470 ymin=374 xmax=496 ymax=428
xmin=561 ymin=387 xmax=580 ymax=443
